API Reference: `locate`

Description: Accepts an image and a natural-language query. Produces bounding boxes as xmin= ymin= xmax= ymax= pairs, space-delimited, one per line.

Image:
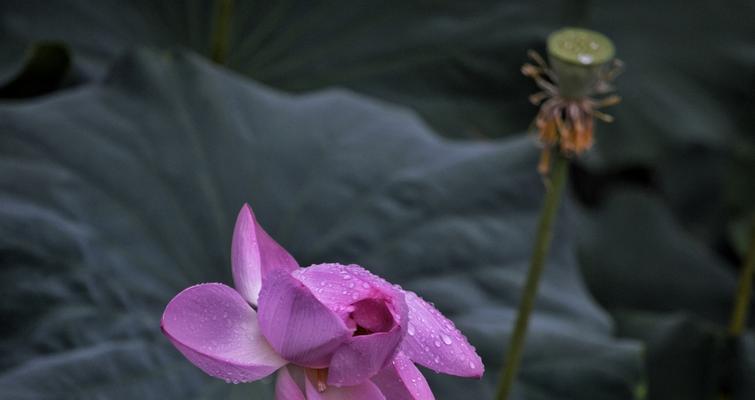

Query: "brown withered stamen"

xmin=315 ymin=368 xmax=328 ymax=392
xmin=523 ymin=51 xmax=622 ymax=175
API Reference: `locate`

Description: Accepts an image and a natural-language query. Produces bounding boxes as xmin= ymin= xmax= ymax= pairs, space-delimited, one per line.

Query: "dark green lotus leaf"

xmin=1 ymin=0 xmax=575 ymax=136
xmin=579 ymin=189 xmax=755 ymax=398
xmin=0 ymin=340 xmax=276 ymax=399
xmin=616 ymin=311 xmax=755 ymax=400
xmin=577 ymin=189 xmax=749 ymax=326
xmin=0 ymin=49 xmax=641 ymax=399
xmin=616 ymin=312 xmax=728 ymax=400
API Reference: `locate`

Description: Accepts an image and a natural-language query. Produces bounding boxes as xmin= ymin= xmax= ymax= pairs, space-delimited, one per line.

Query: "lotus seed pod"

xmin=547 ymin=27 xmax=615 ymax=98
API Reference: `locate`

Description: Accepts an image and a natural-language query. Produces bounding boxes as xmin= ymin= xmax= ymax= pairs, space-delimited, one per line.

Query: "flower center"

xmin=349 ymin=298 xmax=395 ymax=336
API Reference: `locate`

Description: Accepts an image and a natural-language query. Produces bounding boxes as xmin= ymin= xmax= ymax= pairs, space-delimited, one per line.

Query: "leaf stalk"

xmin=728 ymin=217 xmax=755 ymax=336
xmin=211 ymin=0 xmax=234 ymax=65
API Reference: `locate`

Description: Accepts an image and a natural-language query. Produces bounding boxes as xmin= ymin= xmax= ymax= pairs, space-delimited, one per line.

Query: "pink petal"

xmin=232 ymin=203 xmax=299 ymax=306
xmin=327 ymin=328 xmax=404 ymax=387
xmin=161 ymin=283 xmax=286 ymax=383
xmin=304 ymin=369 xmax=386 ymax=400
xmin=257 ymin=271 xmax=352 ymax=368
xmin=371 ymin=352 xmax=435 ymax=400
xmin=400 ymin=290 xmax=484 ymax=378
xmin=275 ymin=366 xmax=306 ymax=400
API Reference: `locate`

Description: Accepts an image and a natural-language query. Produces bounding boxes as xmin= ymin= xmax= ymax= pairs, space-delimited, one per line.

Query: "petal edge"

xmin=371 ymin=352 xmax=435 ymax=400
xmin=232 ymin=203 xmax=298 ymax=305
xmin=399 ymin=290 xmax=484 ymax=378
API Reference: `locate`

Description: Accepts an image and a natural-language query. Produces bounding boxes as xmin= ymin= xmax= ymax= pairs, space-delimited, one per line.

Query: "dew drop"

xmin=362 ymin=282 xmax=370 ymax=289
xmin=342 ymin=274 xmax=352 ymax=280
xmin=441 ymin=334 xmax=452 ymax=345
xmin=434 ymin=340 xmax=441 ymax=347
xmin=468 ymin=361 xmax=476 ymax=369
xmin=407 ymin=324 xmax=415 ymax=336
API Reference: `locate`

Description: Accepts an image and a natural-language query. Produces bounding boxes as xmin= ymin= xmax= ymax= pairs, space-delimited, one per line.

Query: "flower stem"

xmin=728 ymin=217 xmax=755 ymax=336
xmin=495 ymin=151 xmax=569 ymax=400
xmin=211 ymin=0 xmax=234 ymax=65
xmin=717 ymin=218 xmax=755 ymax=400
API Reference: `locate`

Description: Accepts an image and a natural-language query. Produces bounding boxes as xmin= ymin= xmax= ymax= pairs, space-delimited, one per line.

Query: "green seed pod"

xmin=547 ymin=27 xmax=615 ymax=98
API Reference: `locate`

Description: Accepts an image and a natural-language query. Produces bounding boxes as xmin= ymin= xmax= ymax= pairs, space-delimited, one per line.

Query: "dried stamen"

xmin=523 ymin=39 xmax=621 ymax=175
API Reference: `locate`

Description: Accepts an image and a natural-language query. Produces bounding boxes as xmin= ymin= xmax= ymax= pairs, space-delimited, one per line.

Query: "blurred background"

xmin=0 ymin=1 xmax=753 ymax=399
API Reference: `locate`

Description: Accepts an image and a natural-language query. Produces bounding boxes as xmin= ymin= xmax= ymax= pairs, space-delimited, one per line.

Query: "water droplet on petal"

xmin=434 ymin=340 xmax=441 ymax=347
xmin=441 ymin=334 xmax=452 ymax=345
xmin=407 ymin=324 xmax=415 ymax=336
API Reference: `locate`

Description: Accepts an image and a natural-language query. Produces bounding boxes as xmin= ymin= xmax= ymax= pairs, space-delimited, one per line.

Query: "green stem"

xmin=211 ymin=0 xmax=234 ymax=65
xmin=728 ymin=218 xmax=755 ymax=336
xmin=718 ymin=218 xmax=755 ymax=400
xmin=495 ymin=152 xmax=570 ymax=400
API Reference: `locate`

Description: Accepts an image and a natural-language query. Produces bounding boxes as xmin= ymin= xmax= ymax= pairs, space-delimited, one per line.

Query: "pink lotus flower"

xmin=161 ymin=204 xmax=484 ymax=399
